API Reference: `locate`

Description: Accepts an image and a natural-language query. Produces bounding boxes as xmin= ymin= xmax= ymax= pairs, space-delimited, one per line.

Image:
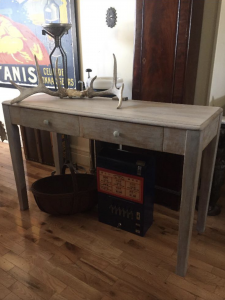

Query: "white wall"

xmin=194 ymin=0 xmax=221 ymax=106
xmin=77 ymin=0 xmax=136 ymax=100
xmin=0 ymin=87 xmax=19 ymax=124
xmin=208 ymin=0 xmax=225 ymax=111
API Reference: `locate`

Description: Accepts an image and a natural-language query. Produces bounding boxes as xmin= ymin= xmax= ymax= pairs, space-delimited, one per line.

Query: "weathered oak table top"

xmin=3 ymin=94 xmax=221 ymax=130
xmin=2 ymin=95 xmax=223 ymax=277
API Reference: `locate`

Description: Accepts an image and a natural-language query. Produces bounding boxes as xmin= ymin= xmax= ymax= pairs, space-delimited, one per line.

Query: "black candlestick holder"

xmin=42 ymin=23 xmax=72 ymax=89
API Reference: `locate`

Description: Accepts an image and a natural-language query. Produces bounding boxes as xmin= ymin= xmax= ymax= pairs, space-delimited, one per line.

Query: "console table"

xmin=2 ymin=94 xmax=222 ymax=277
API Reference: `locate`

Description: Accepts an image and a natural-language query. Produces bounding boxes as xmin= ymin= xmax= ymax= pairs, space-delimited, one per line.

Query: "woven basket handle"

xmin=61 ymin=162 xmax=79 ymax=193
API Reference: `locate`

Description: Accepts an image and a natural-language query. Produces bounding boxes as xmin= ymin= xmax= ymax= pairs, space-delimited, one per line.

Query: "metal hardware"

xmin=43 ymin=120 xmax=49 ymax=125
xmin=113 ymin=131 xmax=120 ymax=137
xmin=78 ymin=80 xmax=84 ymax=91
xmin=136 ymin=160 xmax=145 ymax=176
xmin=117 ymin=222 xmax=122 ymax=228
xmin=106 ymin=7 xmax=117 ymax=28
xmin=136 ymin=212 xmax=141 ymax=220
xmin=86 ymin=69 xmax=92 ymax=78
xmin=137 ymin=165 xmax=142 ymax=176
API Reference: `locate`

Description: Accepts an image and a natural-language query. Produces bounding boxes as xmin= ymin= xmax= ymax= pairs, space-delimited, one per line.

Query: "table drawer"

xmin=9 ymin=106 xmax=80 ymax=136
xmin=80 ymin=117 xmax=163 ymax=151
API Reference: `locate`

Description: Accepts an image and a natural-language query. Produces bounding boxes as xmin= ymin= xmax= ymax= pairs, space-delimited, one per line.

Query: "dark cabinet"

xmin=132 ymin=0 xmax=205 ymax=210
xmin=20 ymin=126 xmax=55 ymax=166
xmin=133 ymin=0 xmax=204 ymax=104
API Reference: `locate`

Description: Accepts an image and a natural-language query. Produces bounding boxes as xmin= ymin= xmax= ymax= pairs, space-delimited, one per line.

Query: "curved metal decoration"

xmin=106 ymin=7 xmax=117 ymax=28
xmin=10 ymin=54 xmax=124 ymax=109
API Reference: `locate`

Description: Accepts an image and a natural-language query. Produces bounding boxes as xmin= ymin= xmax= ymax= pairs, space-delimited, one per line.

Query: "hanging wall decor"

xmin=106 ymin=7 xmax=117 ymax=28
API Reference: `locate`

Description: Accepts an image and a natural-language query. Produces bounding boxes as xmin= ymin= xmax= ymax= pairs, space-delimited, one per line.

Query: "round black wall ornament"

xmin=106 ymin=7 xmax=117 ymax=28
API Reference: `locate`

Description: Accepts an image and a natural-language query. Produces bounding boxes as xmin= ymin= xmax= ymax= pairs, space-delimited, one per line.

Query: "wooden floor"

xmin=1 ymin=142 xmax=225 ymax=300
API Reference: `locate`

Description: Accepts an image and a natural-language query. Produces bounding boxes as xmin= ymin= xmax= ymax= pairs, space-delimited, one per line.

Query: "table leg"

xmin=176 ymin=130 xmax=203 ymax=277
xmin=3 ymin=105 xmax=28 ymax=210
xmin=52 ymin=132 xmax=64 ymax=175
xmin=197 ymin=117 xmax=222 ymax=233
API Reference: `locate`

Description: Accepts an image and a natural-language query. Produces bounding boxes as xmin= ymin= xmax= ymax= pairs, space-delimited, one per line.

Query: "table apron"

xmin=9 ymin=106 xmax=80 ymax=136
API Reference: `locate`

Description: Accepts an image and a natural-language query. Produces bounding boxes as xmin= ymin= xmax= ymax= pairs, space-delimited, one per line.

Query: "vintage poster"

xmin=0 ymin=0 xmax=77 ymax=89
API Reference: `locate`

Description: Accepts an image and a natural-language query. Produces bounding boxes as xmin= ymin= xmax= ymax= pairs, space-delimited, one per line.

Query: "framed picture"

xmin=0 ymin=0 xmax=80 ymax=89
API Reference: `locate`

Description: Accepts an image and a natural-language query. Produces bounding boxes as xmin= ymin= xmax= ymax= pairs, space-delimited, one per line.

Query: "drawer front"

xmin=9 ymin=106 xmax=79 ymax=136
xmin=80 ymin=117 xmax=163 ymax=151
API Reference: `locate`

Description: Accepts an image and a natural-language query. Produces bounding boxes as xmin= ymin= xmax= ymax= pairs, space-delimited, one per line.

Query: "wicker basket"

xmin=31 ymin=163 xmax=97 ymax=215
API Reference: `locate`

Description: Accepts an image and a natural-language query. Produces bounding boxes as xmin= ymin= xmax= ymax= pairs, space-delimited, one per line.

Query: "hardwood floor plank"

xmin=0 ymin=267 xmax=16 ymax=288
xmin=0 ymin=256 xmax=14 ymax=272
xmin=0 ymin=282 xmax=11 ymax=299
xmin=167 ymin=273 xmax=224 ymax=300
xmin=0 ymin=243 xmax=10 ymax=256
xmin=60 ymin=285 xmax=101 ymax=300
xmin=60 ymin=242 xmax=110 ymax=270
xmin=124 ymin=264 xmax=195 ymax=300
xmin=9 ymin=266 xmax=55 ymax=300
xmin=29 ymin=267 xmax=67 ymax=294
xmin=75 ymin=258 xmax=117 ymax=286
xmin=3 ymin=292 xmax=22 ymax=300
xmin=105 ymin=264 xmax=176 ymax=300
xmin=25 ymin=226 xmax=65 ymax=247
xmin=49 ymin=294 xmax=67 ymax=300
xmin=106 ymin=280 xmax=159 ymax=300
xmin=185 ymin=265 xmax=225 ymax=292
xmin=51 ymin=268 xmax=103 ymax=300
xmin=17 ymin=237 xmax=54 ymax=261
xmin=10 ymin=281 xmax=44 ymax=300
xmin=215 ymin=286 xmax=225 ymax=299
xmin=212 ymin=266 xmax=225 ymax=279
xmin=20 ymin=250 xmax=56 ymax=274
xmin=3 ymin=252 xmax=35 ymax=273
xmin=49 ymin=261 xmax=114 ymax=295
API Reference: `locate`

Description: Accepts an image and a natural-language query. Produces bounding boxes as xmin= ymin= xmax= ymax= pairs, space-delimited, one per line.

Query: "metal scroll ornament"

xmin=106 ymin=7 xmax=117 ymax=28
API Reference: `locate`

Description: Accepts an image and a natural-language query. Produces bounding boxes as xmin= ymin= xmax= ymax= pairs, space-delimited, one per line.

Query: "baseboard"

xmin=70 ymin=143 xmax=90 ymax=169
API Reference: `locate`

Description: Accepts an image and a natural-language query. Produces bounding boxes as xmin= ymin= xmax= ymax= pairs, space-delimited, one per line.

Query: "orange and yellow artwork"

xmin=0 ymin=0 xmax=76 ymax=88
xmin=0 ymin=15 xmax=49 ymax=65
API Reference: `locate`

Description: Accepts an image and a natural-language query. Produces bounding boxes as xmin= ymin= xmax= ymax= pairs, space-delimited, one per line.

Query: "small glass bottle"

xmin=44 ymin=0 xmax=60 ymax=24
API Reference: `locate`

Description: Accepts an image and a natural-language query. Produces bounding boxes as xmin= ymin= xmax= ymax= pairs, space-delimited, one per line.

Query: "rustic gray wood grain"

xmin=197 ymin=114 xmax=222 ymax=233
xmin=2 ymin=105 xmax=28 ymax=210
xmin=176 ymin=130 xmax=203 ymax=277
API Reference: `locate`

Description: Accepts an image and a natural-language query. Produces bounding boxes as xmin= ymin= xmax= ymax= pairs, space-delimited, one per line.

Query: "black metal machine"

xmin=96 ymin=148 xmax=155 ymax=236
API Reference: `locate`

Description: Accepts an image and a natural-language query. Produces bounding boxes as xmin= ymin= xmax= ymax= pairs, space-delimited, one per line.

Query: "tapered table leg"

xmin=176 ymin=130 xmax=203 ymax=277
xmin=197 ymin=116 xmax=222 ymax=233
xmin=52 ymin=132 xmax=64 ymax=175
xmin=3 ymin=105 xmax=28 ymax=210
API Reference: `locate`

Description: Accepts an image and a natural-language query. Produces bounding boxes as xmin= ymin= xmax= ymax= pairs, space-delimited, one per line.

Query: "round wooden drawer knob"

xmin=113 ymin=131 xmax=120 ymax=137
xmin=43 ymin=120 xmax=50 ymax=125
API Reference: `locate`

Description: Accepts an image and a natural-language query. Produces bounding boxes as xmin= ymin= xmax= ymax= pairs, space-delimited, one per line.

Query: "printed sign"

xmin=0 ymin=0 xmax=78 ymax=88
xmin=97 ymin=167 xmax=144 ymax=204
